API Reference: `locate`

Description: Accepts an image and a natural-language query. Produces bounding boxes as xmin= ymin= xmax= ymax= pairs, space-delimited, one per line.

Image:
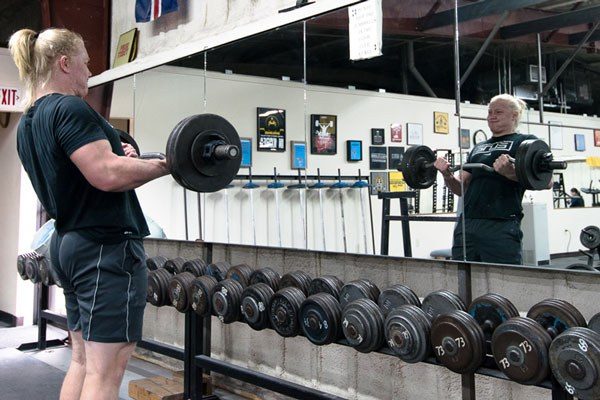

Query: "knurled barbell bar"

xmin=118 ymin=113 xmax=241 ymax=193
xmin=399 ymin=139 xmax=567 ymax=191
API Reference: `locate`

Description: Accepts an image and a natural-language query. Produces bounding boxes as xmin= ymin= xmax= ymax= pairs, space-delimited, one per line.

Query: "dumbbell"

xmin=491 ymin=299 xmax=586 ymax=385
xmin=182 ymin=258 xmax=208 ymax=277
xmin=400 ymin=139 xmax=566 ymax=190
xmin=17 ymin=251 xmax=38 ymax=281
xmin=240 ymin=283 xmax=275 ymax=330
xmin=385 ymin=290 xmax=464 ymax=364
xmin=580 ymin=225 xmax=600 ymax=250
xmin=168 ymin=272 xmax=196 ymax=312
xmin=249 ymin=267 xmax=281 ymax=291
xmin=280 ymin=270 xmax=312 ymax=296
xmin=430 ymin=293 xmax=519 ymax=374
xmin=146 ymin=255 xmax=168 ymax=271
xmin=300 ymin=293 xmax=342 ymax=345
xmin=309 ymin=275 xmax=344 ymax=299
xmin=190 ymin=275 xmax=219 ymax=316
xmin=206 ymin=261 xmax=231 ymax=282
xmin=147 ymin=268 xmax=174 ymax=307
xmin=211 ymin=278 xmax=244 ymax=323
xmin=226 ymin=263 xmax=255 ymax=288
xmin=339 ymin=279 xmax=380 ymax=308
xmin=270 ymin=286 xmax=306 ymax=338
xmin=117 ymin=113 xmax=241 ymax=193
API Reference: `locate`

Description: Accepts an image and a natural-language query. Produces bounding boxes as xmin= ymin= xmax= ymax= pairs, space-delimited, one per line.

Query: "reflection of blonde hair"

xmin=9 ymin=28 xmax=84 ymax=109
xmin=490 ymin=94 xmax=527 ymax=131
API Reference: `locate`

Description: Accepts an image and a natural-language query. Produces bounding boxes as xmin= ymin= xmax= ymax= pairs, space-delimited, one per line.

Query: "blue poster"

xmin=574 ymin=134 xmax=586 ymax=152
xmin=240 ymin=138 xmax=252 ymax=167
xmin=292 ymin=142 xmax=307 ymax=169
xmin=346 ymin=140 xmax=362 ymax=161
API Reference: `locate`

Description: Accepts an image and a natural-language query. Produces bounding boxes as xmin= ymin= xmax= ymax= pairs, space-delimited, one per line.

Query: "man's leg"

xmin=59 ymin=331 xmax=86 ymax=400
xmin=479 ymin=219 xmax=523 ymax=265
xmin=79 ymin=341 xmax=136 ymax=400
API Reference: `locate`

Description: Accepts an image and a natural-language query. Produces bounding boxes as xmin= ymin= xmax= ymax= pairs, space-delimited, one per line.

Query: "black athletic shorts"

xmin=49 ymin=230 xmax=147 ymax=342
xmin=451 ymin=218 xmax=523 ymax=265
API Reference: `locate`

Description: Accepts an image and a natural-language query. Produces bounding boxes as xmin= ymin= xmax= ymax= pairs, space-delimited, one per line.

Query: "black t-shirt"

xmin=464 ymin=132 xmax=538 ymax=220
xmin=17 ymin=93 xmax=149 ymax=243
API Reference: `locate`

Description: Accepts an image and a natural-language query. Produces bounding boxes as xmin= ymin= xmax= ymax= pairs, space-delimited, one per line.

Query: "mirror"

xmin=104 ymin=0 xmax=600 ymax=271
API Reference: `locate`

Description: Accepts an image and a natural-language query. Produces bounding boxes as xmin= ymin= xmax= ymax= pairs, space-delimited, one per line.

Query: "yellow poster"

xmin=388 ymin=171 xmax=407 ymax=192
xmin=434 ymin=111 xmax=449 ymax=134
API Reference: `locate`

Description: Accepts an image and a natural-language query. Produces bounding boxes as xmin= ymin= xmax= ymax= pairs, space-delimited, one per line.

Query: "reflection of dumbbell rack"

xmin=552 ymin=173 xmax=567 ymax=208
xmin=446 ymin=153 xmax=455 ymax=212
xmin=581 ymin=180 xmax=600 ymax=207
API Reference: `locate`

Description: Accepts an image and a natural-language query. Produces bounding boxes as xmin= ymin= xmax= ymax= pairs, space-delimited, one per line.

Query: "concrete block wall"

xmin=141 ymin=238 xmax=600 ymax=399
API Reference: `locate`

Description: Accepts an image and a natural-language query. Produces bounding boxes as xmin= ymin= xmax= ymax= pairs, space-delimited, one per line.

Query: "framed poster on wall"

xmin=574 ymin=134 xmax=586 ymax=151
xmin=369 ymin=171 xmax=388 ymax=195
xmin=406 ymin=123 xmax=423 ymax=145
xmin=594 ymin=130 xmax=600 ymax=147
xmin=369 ymin=146 xmax=387 ymax=170
xmin=433 ymin=111 xmax=449 ymax=134
xmin=240 ymin=137 xmax=252 ymax=168
xmin=310 ymin=114 xmax=337 ymax=155
xmin=390 ymin=123 xmax=402 ymax=142
xmin=388 ymin=146 xmax=404 ymax=170
xmin=291 ymin=141 xmax=307 ymax=169
xmin=371 ymin=128 xmax=385 ymax=145
xmin=549 ymin=121 xmax=563 ymax=150
xmin=257 ymin=107 xmax=286 ymax=152
xmin=459 ymin=128 xmax=470 ymax=150
xmin=346 ymin=140 xmax=363 ymax=161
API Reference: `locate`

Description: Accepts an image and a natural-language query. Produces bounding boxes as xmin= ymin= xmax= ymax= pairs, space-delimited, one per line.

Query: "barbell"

xmin=117 ymin=113 xmax=241 ymax=193
xmin=399 ymin=139 xmax=567 ymax=191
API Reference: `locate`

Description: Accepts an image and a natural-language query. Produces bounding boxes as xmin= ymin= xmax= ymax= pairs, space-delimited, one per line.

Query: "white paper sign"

xmin=348 ymin=0 xmax=383 ymax=61
xmin=548 ymin=121 xmax=563 ymax=150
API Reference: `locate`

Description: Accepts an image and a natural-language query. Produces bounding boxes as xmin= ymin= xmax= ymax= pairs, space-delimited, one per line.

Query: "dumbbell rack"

xmin=31 ymin=242 xmax=575 ymax=400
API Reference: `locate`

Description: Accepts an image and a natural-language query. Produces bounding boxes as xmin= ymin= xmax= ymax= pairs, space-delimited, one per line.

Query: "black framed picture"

xmin=310 ymin=114 xmax=337 ymax=155
xmin=388 ymin=146 xmax=404 ymax=170
xmin=240 ymin=137 xmax=252 ymax=168
xmin=346 ymin=140 xmax=363 ymax=162
xmin=369 ymin=146 xmax=387 ymax=170
xmin=257 ymin=107 xmax=286 ymax=152
xmin=371 ymin=128 xmax=385 ymax=145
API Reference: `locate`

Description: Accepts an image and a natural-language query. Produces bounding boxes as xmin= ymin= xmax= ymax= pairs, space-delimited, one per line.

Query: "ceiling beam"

xmin=500 ymin=5 xmax=600 ymax=39
xmin=569 ymin=29 xmax=600 ymax=45
xmin=417 ymin=0 xmax=548 ymax=31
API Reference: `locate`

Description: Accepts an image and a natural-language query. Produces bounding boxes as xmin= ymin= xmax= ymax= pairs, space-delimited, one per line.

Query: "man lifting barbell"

xmin=10 ymin=28 xmax=240 ymax=400
xmin=406 ymin=94 xmax=563 ymax=265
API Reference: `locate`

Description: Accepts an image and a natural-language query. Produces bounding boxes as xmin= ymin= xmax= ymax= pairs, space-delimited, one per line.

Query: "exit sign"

xmin=0 ymin=86 xmax=22 ymax=111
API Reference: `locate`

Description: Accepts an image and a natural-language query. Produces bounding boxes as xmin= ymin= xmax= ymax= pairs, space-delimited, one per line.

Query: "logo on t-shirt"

xmin=471 ymin=141 xmax=513 ymax=156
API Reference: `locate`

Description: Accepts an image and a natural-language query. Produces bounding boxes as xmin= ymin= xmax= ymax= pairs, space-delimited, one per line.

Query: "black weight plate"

xmin=342 ymin=298 xmax=385 ymax=353
xmin=166 ymin=114 xmax=241 ymax=193
xmin=339 ymin=279 xmax=379 ymax=308
xmin=212 ymin=279 xmax=244 ymax=323
xmin=270 ymin=287 xmax=306 ymax=338
xmin=241 ymin=283 xmax=275 ymax=331
xmin=400 ymin=146 xmax=437 ymax=189
xmin=422 ymin=290 xmax=466 ymax=321
xmin=581 ymin=226 xmax=600 ymax=249
xmin=226 ymin=263 xmax=255 ymax=288
xmin=168 ymin=272 xmax=196 ymax=312
xmin=385 ymin=304 xmax=432 ymax=363
xmin=249 ymin=267 xmax=281 ymax=291
xmin=190 ymin=275 xmax=218 ymax=316
xmin=206 ymin=261 xmax=231 ymax=282
xmin=378 ymin=284 xmax=421 ymax=317
xmin=309 ymin=275 xmax=344 ymax=299
xmin=468 ymin=293 xmax=519 ymax=339
xmin=491 ymin=316 xmax=552 ymax=385
xmin=549 ymin=327 xmax=600 ymax=400
xmin=182 ymin=258 xmax=207 ymax=277
xmin=164 ymin=257 xmax=186 ymax=274
xmin=430 ymin=310 xmax=486 ymax=374
xmin=146 ymin=255 xmax=168 ymax=271
xmin=589 ymin=312 xmax=600 ymax=335
xmin=515 ymin=139 xmax=552 ymax=191
xmin=116 ymin=129 xmax=140 ymax=156
xmin=17 ymin=254 xmax=30 ymax=280
xmin=25 ymin=257 xmax=41 ymax=283
xmin=280 ymin=271 xmax=312 ymax=296
xmin=300 ymin=293 xmax=342 ymax=345
xmin=39 ymin=258 xmax=56 ymax=286
xmin=527 ymin=299 xmax=587 ymax=338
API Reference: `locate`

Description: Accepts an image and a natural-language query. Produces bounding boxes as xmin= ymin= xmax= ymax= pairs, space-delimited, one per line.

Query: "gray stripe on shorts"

xmin=122 ymin=241 xmax=132 ymax=342
xmin=87 ymin=244 xmax=104 ymax=341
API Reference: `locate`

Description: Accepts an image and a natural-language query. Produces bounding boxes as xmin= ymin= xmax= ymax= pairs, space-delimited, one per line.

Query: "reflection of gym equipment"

xmin=242 ymin=168 xmax=260 ymax=246
xmin=566 ymin=225 xmax=600 ymax=272
xmin=352 ymin=170 xmax=370 ymax=254
xmin=552 ymin=173 xmax=568 ymax=208
xmin=287 ymin=170 xmax=308 ymax=248
xmin=308 ymin=169 xmax=327 ymax=251
xmin=329 ymin=169 xmax=350 ymax=253
xmin=400 ymin=139 xmax=567 ymax=191
xmin=378 ymin=191 xmax=456 ymax=256
xmin=267 ymin=167 xmax=284 ymax=247
xmin=581 ymin=180 xmax=600 ymax=207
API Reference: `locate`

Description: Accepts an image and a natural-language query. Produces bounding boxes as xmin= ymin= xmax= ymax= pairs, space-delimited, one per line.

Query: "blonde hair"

xmin=490 ymin=94 xmax=527 ymax=131
xmin=8 ymin=28 xmax=84 ymax=109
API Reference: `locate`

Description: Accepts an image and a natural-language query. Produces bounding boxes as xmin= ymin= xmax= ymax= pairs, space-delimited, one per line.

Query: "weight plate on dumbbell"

xmin=515 ymin=139 xmax=552 ymax=191
xmin=25 ymin=257 xmax=41 ymax=283
xmin=163 ymin=257 xmax=186 ymax=274
xmin=226 ymin=263 xmax=255 ymax=288
xmin=182 ymin=258 xmax=207 ymax=277
xmin=339 ymin=279 xmax=380 ymax=308
xmin=168 ymin=272 xmax=196 ymax=312
xmin=309 ymin=275 xmax=344 ymax=299
xmin=378 ymin=284 xmax=421 ymax=317
xmin=589 ymin=312 xmax=600 ymax=335
xmin=342 ymin=298 xmax=385 ymax=353
xmin=116 ymin=129 xmax=140 ymax=156
xmin=241 ymin=283 xmax=275 ymax=331
xmin=249 ymin=267 xmax=281 ymax=291
xmin=300 ymin=293 xmax=342 ymax=345
xmin=549 ymin=327 xmax=600 ymax=400
xmin=146 ymin=255 xmax=168 ymax=271
xmin=400 ymin=146 xmax=437 ymax=189
xmin=385 ymin=304 xmax=432 ymax=363
xmin=206 ymin=261 xmax=231 ymax=282
xmin=147 ymin=268 xmax=174 ymax=307
xmin=468 ymin=293 xmax=519 ymax=340
xmin=270 ymin=286 xmax=306 ymax=338
xmin=580 ymin=226 xmax=600 ymax=250
xmin=17 ymin=254 xmax=30 ymax=280
xmin=190 ymin=275 xmax=218 ymax=316
xmin=280 ymin=270 xmax=312 ymax=296
xmin=166 ymin=114 xmax=241 ymax=193
xmin=527 ymin=299 xmax=587 ymax=338
xmin=430 ymin=310 xmax=486 ymax=374
xmin=491 ymin=316 xmax=552 ymax=385
xmin=212 ymin=279 xmax=244 ymax=323
xmin=421 ymin=290 xmax=466 ymax=321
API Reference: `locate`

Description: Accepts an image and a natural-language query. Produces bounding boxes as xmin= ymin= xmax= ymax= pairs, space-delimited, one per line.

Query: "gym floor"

xmin=0 ymin=324 xmax=251 ymax=400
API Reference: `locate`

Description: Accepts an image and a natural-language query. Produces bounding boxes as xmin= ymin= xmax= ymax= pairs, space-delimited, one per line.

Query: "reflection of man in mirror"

xmin=9 ymin=28 xmax=169 ymax=400
xmin=434 ymin=94 xmax=550 ymax=265
xmin=569 ymin=188 xmax=585 ymax=208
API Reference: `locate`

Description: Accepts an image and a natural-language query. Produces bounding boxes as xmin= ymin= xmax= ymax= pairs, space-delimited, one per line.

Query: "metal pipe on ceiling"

xmin=407 ymin=41 xmax=437 ymax=98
